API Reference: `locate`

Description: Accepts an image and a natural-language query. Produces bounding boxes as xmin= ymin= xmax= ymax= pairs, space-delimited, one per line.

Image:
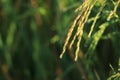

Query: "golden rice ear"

xmin=74 ymin=30 xmax=83 ymax=61
xmin=88 ymin=0 xmax=106 ymax=37
xmin=60 ymin=0 xmax=97 ymax=61
xmin=60 ymin=13 xmax=81 ymax=59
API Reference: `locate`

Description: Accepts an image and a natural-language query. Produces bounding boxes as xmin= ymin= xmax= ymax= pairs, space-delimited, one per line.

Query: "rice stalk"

xmin=107 ymin=0 xmax=120 ymax=21
xmin=107 ymin=58 xmax=120 ymax=80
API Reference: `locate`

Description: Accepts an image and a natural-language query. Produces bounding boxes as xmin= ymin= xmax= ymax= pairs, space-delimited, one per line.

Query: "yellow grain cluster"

xmin=60 ymin=0 xmax=120 ymax=61
xmin=60 ymin=0 xmax=97 ymax=61
xmin=60 ymin=0 xmax=112 ymax=61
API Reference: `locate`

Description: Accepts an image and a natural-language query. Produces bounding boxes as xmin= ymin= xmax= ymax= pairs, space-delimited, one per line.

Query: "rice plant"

xmin=0 ymin=0 xmax=120 ymax=80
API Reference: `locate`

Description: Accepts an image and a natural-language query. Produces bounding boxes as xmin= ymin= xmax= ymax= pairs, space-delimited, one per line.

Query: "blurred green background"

xmin=0 ymin=0 xmax=120 ymax=80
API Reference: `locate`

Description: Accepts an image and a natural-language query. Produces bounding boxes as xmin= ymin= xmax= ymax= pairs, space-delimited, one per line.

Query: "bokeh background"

xmin=0 ymin=0 xmax=120 ymax=80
